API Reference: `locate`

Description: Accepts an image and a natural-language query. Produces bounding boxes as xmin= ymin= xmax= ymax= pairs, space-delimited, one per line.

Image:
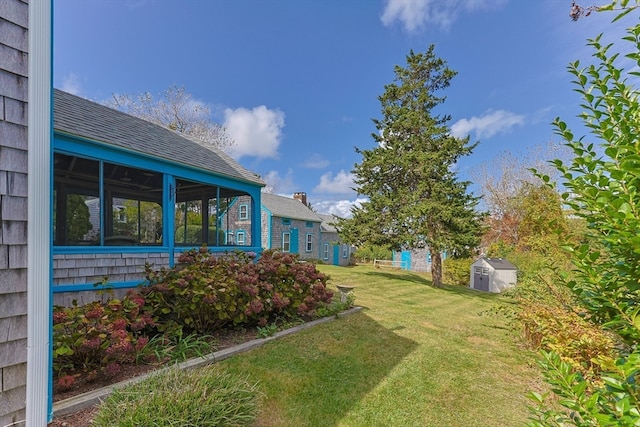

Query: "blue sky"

xmin=54 ymin=0 xmax=632 ymax=217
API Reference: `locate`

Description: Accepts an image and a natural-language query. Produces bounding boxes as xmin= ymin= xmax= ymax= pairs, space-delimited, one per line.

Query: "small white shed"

xmin=469 ymin=257 xmax=517 ymax=293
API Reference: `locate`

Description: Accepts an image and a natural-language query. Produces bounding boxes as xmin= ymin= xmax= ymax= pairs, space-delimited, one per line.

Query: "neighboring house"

xmin=469 ymin=257 xmax=517 ymax=293
xmin=317 ymin=213 xmax=351 ymax=266
xmin=52 ymin=89 xmax=264 ymax=306
xmin=393 ymin=247 xmax=447 ymax=272
xmin=259 ymin=192 xmax=322 ymax=260
xmin=224 ymin=192 xmax=352 ymax=263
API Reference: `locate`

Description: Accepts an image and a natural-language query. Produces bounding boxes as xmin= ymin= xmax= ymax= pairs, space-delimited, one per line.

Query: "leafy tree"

xmin=514 ymin=182 xmax=570 ymax=255
xmin=473 ymin=144 xmax=570 ymax=252
xmin=340 ymin=46 xmax=483 ymax=287
xmin=106 ymin=85 xmax=233 ymax=151
xmin=66 ymin=194 xmax=92 ymax=242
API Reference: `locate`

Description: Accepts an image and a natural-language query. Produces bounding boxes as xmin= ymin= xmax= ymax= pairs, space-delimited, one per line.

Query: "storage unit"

xmin=469 ymin=257 xmax=517 ymax=293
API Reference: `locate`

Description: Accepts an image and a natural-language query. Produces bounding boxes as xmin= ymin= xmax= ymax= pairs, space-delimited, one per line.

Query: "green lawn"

xmin=219 ymin=264 xmax=541 ymax=427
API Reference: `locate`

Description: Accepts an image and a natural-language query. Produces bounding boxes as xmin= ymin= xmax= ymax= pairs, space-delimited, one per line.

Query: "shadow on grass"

xmin=218 ymin=312 xmax=418 ymax=427
xmin=362 ymin=270 xmax=510 ymax=301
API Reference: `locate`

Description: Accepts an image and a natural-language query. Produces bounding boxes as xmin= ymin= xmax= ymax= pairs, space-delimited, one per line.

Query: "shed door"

xmin=333 ymin=245 xmax=340 ymax=266
xmin=474 ymin=266 xmax=490 ymax=291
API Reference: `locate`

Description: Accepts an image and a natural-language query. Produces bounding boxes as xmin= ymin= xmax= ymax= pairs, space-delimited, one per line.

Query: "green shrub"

xmin=526 ymin=5 xmax=640 ymax=424
xmin=141 ymin=248 xmax=334 ymax=334
xmin=353 ymin=243 xmax=392 ymax=263
xmin=92 ymin=365 xmax=258 ymax=427
xmin=442 ymin=257 xmax=472 ymax=286
xmin=175 ymin=225 xmax=225 ymax=244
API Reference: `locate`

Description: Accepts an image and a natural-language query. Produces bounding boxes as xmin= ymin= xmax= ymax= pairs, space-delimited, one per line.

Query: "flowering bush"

xmin=52 ymin=291 xmax=154 ymax=382
xmin=142 ymin=249 xmax=334 ymax=334
xmin=52 ymin=248 xmax=335 ymax=388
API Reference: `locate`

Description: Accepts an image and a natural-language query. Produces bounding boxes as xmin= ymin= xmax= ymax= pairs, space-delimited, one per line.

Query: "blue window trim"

xmin=236 ymin=230 xmax=246 ymax=245
xmin=305 ymin=233 xmax=313 ymax=252
xmin=323 ymin=243 xmax=329 ymax=260
xmin=305 ymin=221 xmax=313 ymax=228
xmin=282 ymin=231 xmax=291 ymax=252
xmin=282 ymin=218 xmax=291 ymax=225
xmin=239 ymin=203 xmax=249 ymax=220
xmin=343 ymin=244 xmax=348 ymax=258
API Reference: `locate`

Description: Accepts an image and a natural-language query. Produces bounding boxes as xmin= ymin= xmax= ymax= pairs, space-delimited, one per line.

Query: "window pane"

xmin=175 ymin=198 xmax=204 ymax=245
xmin=175 ymin=179 xmax=251 ymax=246
xmin=104 ymin=162 xmax=163 ymax=245
xmin=54 ymin=153 xmax=100 ymax=245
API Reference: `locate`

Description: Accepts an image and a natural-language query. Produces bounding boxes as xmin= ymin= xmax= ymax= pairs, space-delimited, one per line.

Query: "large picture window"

xmin=54 ymin=153 xmax=255 ymax=248
xmin=54 ymin=153 xmax=162 ymax=246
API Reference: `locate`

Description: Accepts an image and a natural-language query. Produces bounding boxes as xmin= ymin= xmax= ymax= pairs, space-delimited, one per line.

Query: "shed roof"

xmin=484 ymin=258 xmax=517 ymax=270
xmin=261 ymin=193 xmax=321 ymax=222
xmin=53 ymin=89 xmax=264 ymax=186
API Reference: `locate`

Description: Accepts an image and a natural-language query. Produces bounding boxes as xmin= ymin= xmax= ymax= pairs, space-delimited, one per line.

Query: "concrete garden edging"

xmin=52 ymin=306 xmax=363 ymax=418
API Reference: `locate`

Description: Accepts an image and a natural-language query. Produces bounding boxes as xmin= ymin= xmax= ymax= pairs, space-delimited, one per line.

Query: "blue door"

xmin=333 ymin=245 xmax=340 ymax=265
xmin=401 ymin=251 xmax=411 ymax=270
xmin=290 ymin=228 xmax=299 ymax=253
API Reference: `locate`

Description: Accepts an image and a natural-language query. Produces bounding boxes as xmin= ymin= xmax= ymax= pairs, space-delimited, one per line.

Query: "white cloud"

xmin=314 ymin=198 xmax=366 ymax=218
xmin=261 ymin=169 xmax=296 ymax=194
xmin=313 ymin=170 xmax=355 ymax=194
xmin=450 ymin=109 xmax=525 ymax=139
xmin=60 ymin=73 xmax=83 ymax=96
xmin=381 ymin=0 xmax=506 ymax=32
xmin=302 ymin=154 xmax=330 ymax=169
xmin=223 ymin=106 xmax=285 ymax=160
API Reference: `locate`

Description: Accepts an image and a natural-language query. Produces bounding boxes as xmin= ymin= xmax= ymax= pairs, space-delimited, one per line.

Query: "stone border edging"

xmin=52 ymin=306 xmax=363 ymax=418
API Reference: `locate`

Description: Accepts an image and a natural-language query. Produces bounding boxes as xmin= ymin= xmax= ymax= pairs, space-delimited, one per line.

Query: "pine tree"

xmin=341 ymin=46 xmax=483 ymax=287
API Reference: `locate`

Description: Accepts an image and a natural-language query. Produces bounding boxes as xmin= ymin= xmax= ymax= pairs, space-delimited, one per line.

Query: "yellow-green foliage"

xmin=517 ymin=298 xmax=617 ymax=385
xmin=442 ymin=257 xmax=472 ymax=286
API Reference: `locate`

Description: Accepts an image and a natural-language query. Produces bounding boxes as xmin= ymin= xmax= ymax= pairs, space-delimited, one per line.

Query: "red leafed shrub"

xmin=141 ymin=249 xmax=334 ymax=335
xmin=52 ymin=292 xmax=154 ymax=381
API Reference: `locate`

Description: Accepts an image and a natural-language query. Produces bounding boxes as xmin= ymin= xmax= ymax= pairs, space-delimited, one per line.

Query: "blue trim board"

xmin=55 ymin=134 xmax=260 ymax=192
xmin=52 ymin=280 xmax=145 ymax=293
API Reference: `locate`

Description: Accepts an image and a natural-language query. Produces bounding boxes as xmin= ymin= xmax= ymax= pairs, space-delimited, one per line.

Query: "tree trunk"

xmin=431 ymin=251 xmax=442 ymax=287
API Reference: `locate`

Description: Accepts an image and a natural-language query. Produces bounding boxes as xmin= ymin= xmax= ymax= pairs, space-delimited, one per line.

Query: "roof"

xmin=484 ymin=258 xmax=517 ymax=270
xmin=261 ymin=193 xmax=321 ymax=222
xmin=317 ymin=213 xmax=339 ymax=233
xmin=53 ymin=89 xmax=264 ymax=186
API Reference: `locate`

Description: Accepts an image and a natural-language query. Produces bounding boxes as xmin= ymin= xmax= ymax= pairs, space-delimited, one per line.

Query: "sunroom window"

xmin=174 ymin=178 xmax=252 ymax=246
xmin=54 ymin=153 xmax=163 ymax=246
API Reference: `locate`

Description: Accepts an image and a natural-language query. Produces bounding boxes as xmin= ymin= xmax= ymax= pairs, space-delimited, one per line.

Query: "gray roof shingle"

xmin=317 ymin=213 xmax=339 ymax=233
xmin=261 ymin=193 xmax=321 ymax=222
xmin=53 ymin=89 xmax=264 ymax=186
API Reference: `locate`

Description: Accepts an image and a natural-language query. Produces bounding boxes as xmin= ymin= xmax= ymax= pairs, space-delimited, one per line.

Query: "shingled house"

xmin=52 ymin=89 xmax=264 ymax=305
xmin=259 ymin=192 xmax=322 ymax=260
xmin=317 ymin=213 xmax=351 ymax=266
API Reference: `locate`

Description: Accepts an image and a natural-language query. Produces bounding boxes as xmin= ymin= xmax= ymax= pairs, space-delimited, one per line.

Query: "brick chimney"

xmin=293 ymin=192 xmax=307 ymax=206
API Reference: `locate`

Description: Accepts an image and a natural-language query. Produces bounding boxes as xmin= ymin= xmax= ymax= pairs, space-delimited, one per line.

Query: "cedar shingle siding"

xmin=0 ymin=1 xmax=29 ymax=424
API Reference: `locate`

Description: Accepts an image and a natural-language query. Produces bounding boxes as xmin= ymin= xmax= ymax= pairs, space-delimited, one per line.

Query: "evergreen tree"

xmin=341 ymin=46 xmax=483 ymax=287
